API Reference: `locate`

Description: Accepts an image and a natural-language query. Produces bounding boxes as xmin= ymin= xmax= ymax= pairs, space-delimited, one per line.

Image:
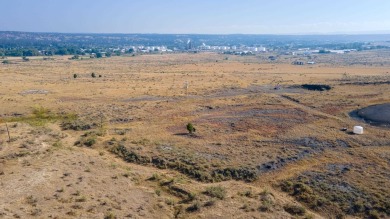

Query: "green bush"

xmin=204 ymin=186 xmax=226 ymax=200
xmin=148 ymin=173 xmax=161 ymax=181
xmin=187 ymin=201 xmax=201 ymax=212
xmin=284 ymin=204 xmax=306 ymax=216
xmin=70 ymin=55 xmax=79 ymax=60
xmin=61 ymin=120 xmax=93 ymax=131
xmin=186 ymin=123 xmax=196 ymax=134
xmin=84 ymin=137 xmax=96 ymax=147
xmin=368 ymin=210 xmax=380 ymax=219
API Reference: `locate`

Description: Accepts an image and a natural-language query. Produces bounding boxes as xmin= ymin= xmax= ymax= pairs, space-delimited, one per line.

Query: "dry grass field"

xmin=1 ymin=52 xmax=390 ymax=218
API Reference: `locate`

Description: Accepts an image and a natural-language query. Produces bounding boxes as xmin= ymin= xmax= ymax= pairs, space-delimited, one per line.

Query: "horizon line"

xmin=2 ymin=30 xmax=390 ymax=36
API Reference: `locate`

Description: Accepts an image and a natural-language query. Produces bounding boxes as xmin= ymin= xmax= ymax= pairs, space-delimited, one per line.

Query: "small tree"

xmin=91 ymin=72 xmax=96 ymax=78
xmin=73 ymin=74 xmax=78 ymax=79
xmin=70 ymin=55 xmax=79 ymax=60
xmin=186 ymin=123 xmax=196 ymax=134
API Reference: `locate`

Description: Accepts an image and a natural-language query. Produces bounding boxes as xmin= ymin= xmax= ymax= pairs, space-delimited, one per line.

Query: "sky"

xmin=1 ymin=0 xmax=390 ymax=34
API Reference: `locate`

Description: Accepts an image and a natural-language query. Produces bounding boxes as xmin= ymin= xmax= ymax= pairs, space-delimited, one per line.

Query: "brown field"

xmin=1 ymin=52 xmax=390 ymax=218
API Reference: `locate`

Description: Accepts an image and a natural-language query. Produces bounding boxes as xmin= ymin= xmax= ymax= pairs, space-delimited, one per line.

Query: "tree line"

xmin=0 ymin=46 xmax=134 ymax=57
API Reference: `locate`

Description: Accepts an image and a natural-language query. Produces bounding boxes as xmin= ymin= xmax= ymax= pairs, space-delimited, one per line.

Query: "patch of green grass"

xmin=6 ymin=106 xmax=77 ymax=127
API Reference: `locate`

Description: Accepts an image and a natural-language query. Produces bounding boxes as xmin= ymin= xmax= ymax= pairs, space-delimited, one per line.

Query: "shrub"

xmin=75 ymin=196 xmax=87 ymax=202
xmin=187 ymin=201 xmax=201 ymax=212
xmin=26 ymin=195 xmax=38 ymax=206
xmin=91 ymin=72 xmax=96 ymax=78
xmin=186 ymin=123 xmax=196 ymax=134
xmin=204 ymin=199 xmax=216 ymax=207
xmin=148 ymin=173 xmax=161 ymax=181
xmin=165 ymin=199 xmax=175 ymax=206
xmin=70 ymin=55 xmax=79 ymax=60
xmin=204 ymin=186 xmax=226 ymax=200
xmin=244 ymin=190 xmax=254 ymax=198
xmin=259 ymin=203 xmax=272 ymax=212
xmin=104 ymin=212 xmax=116 ymax=219
xmin=187 ymin=192 xmax=197 ymax=201
xmin=368 ymin=210 xmax=380 ymax=219
xmin=61 ymin=120 xmax=93 ymax=131
xmin=84 ymin=137 xmax=96 ymax=147
xmin=284 ymin=204 xmax=306 ymax=216
xmin=304 ymin=214 xmax=315 ymax=219
xmin=73 ymin=74 xmax=78 ymax=79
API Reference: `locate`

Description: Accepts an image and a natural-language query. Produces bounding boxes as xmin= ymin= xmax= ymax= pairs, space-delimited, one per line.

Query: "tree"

xmin=318 ymin=49 xmax=330 ymax=54
xmin=105 ymin=52 xmax=112 ymax=57
xmin=96 ymin=52 xmax=102 ymax=58
xmin=5 ymin=49 xmax=22 ymax=56
xmin=70 ymin=55 xmax=79 ymax=60
xmin=186 ymin=123 xmax=196 ymax=134
xmin=22 ymin=49 xmax=39 ymax=56
xmin=91 ymin=72 xmax=96 ymax=78
xmin=73 ymin=74 xmax=78 ymax=79
xmin=56 ymin=48 xmax=69 ymax=55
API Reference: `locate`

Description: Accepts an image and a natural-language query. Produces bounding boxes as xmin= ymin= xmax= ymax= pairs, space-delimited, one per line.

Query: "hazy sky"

xmin=1 ymin=0 xmax=390 ymax=34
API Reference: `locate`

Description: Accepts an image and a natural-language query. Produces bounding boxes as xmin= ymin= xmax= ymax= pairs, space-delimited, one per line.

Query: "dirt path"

xmin=277 ymin=94 xmax=345 ymax=122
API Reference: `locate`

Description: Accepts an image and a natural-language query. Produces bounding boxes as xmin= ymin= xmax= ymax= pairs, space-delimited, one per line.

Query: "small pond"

xmin=350 ymin=103 xmax=390 ymax=127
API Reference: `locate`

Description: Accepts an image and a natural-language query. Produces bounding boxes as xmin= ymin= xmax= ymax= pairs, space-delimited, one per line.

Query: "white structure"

xmin=353 ymin=126 xmax=364 ymax=135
